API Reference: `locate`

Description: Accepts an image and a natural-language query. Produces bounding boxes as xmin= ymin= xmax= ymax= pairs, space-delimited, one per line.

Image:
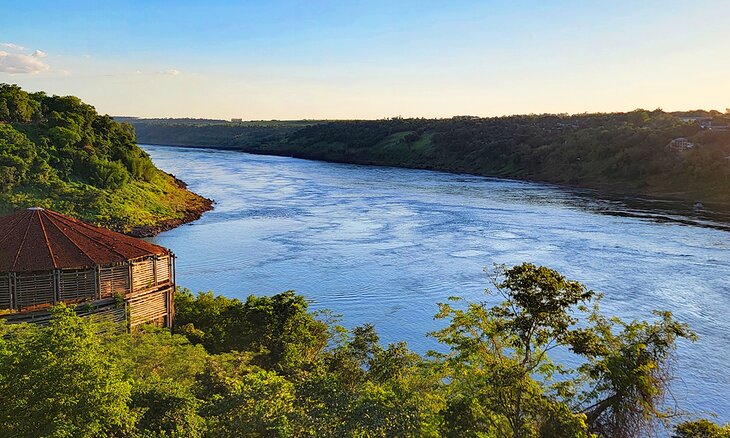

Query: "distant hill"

xmin=119 ymin=118 xmax=319 ymax=150
xmin=128 ymin=111 xmax=730 ymax=211
xmin=0 ymin=84 xmax=211 ymax=235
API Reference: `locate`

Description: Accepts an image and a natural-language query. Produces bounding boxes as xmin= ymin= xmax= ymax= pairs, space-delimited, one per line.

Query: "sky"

xmin=1 ymin=0 xmax=729 ymax=120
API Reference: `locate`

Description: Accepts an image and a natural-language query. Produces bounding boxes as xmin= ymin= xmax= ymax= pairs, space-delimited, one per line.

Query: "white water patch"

xmin=449 ymin=249 xmax=487 ymax=258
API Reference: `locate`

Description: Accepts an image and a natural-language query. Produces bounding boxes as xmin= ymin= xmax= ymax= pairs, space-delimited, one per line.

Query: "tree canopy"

xmin=0 ymin=264 xmax=715 ymax=437
xmin=0 ymin=83 xmax=209 ymax=233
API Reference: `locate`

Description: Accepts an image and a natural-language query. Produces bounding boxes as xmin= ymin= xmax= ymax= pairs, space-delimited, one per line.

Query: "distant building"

xmin=667 ymin=137 xmax=694 ymax=151
xmin=680 ymin=117 xmax=712 ymax=129
xmin=708 ymin=120 xmax=729 ymax=131
xmin=679 ymin=116 xmax=729 ymax=130
xmin=680 ymin=116 xmax=709 ymax=122
xmin=231 ymin=118 xmax=243 ymax=123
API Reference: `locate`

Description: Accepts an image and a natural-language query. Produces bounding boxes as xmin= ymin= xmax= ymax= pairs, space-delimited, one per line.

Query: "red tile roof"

xmin=0 ymin=208 xmax=169 ymax=272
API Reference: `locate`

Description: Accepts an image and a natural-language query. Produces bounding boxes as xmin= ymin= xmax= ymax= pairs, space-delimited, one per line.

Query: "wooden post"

xmin=128 ymin=260 xmax=134 ymax=295
xmin=95 ymin=266 xmax=100 ymax=299
xmin=169 ymin=253 xmax=176 ymax=329
xmin=9 ymin=272 xmax=15 ymax=310
xmin=53 ymin=269 xmax=60 ymax=303
xmin=152 ymin=257 xmax=157 ymax=286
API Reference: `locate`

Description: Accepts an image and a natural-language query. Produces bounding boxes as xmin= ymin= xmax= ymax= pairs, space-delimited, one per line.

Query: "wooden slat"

xmin=128 ymin=289 xmax=168 ymax=327
xmin=0 ymin=273 xmax=9 ymax=309
xmin=99 ymin=265 xmax=130 ymax=297
xmin=155 ymin=255 xmax=170 ymax=284
xmin=15 ymin=272 xmax=55 ymax=309
xmin=132 ymin=258 xmax=155 ymax=292
xmin=2 ymin=298 xmax=125 ymax=327
xmin=59 ymin=269 xmax=96 ymax=301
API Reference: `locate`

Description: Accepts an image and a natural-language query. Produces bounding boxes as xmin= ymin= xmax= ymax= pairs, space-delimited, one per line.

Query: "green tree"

xmin=431 ymin=263 xmax=694 ymax=438
xmin=174 ymin=290 xmax=330 ymax=373
xmin=573 ymin=310 xmax=697 ymax=438
xmin=109 ymin=324 xmax=208 ymax=386
xmin=203 ymin=369 xmax=297 ymax=438
xmin=673 ymin=419 xmax=730 ymax=438
xmin=431 ymin=263 xmax=594 ymax=438
xmin=0 ymin=306 xmax=135 ymax=437
xmin=132 ymin=379 xmax=206 ymax=438
xmin=0 ymin=124 xmax=40 ymax=189
xmin=0 ymin=83 xmax=41 ymax=122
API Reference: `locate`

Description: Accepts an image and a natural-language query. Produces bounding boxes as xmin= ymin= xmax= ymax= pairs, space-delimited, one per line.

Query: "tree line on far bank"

xmin=130 ymin=110 xmax=730 ymax=210
xmin=0 ymin=263 xmax=728 ymax=437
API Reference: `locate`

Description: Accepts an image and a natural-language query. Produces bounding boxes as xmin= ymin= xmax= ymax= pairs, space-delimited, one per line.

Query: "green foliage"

xmin=0 ymin=124 xmax=42 ymax=190
xmin=491 ymin=263 xmax=594 ymax=366
xmin=575 ymin=310 xmax=697 ymax=437
xmin=431 ymin=263 xmax=596 ymax=438
xmin=109 ymin=324 xmax=208 ymax=385
xmin=0 ymin=266 xmax=704 ymax=437
xmin=0 ymin=83 xmax=208 ymax=231
xmin=132 ymin=379 xmax=206 ymax=438
xmin=430 ymin=263 xmax=695 ymax=438
xmin=0 ymin=83 xmax=41 ymax=123
xmin=203 ymin=370 xmax=296 ymax=437
xmin=673 ymin=419 xmax=730 ymax=438
xmin=0 ymin=305 xmax=135 ymax=437
xmin=174 ymin=289 xmax=329 ymax=372
xmin=132 ymin=111 xmax=730 ymax=207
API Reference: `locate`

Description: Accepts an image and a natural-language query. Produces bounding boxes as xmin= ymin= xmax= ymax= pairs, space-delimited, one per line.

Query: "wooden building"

xmin=0 ymin=207 xmax=175 ymax=329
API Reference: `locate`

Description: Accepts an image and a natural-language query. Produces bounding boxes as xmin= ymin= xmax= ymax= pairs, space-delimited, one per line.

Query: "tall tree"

xmin=431 ymin=263 xmax=595 ymax=438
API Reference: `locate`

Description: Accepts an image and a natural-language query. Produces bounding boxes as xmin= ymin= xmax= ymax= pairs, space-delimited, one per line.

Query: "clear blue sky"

xmin=1 ymin=1 xmax=728 ymax=119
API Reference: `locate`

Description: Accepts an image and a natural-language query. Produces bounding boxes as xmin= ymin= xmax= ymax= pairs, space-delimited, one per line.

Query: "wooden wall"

xmin=128 ymin=288 xmax=170 ymax=328
xmin=59 ymin=269 xmax=96 ymax=301
xmin=15 ymin=272 xmax=55 ymax=309
xmin=155 ymin=255 xmax=171 ymax=284
xmin=0 ymin=273 xmax=9 ymax=309
xmin=99 ymin=265 xmax=130 ymax=298
xmin=2 ymin=297 xmax=126 ymax=326
xmin=132 ymin=258 xmax=155 ymax=292
xmin=0 ymin=253 xmax=175 ymax=329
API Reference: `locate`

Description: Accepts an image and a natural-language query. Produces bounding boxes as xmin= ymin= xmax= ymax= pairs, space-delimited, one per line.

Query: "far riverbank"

xmin=126 ymin=112 xmax=730 ymax=220
xmin=141 ymin=142 xmax=730 ymax=232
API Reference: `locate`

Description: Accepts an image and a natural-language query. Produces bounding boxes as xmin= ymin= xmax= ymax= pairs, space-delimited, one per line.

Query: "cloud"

xmin=0 ymin=43 xmax=50 ymax=74
xmin=160 ymin=69 xmax=181 ymax=76
xmin=0 ymin=43 xmax=25 ymax=50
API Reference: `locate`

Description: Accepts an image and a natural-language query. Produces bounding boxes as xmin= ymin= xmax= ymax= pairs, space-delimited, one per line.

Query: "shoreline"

xmin=126 ymin=173 xmax=214 ymax=238
xmin=139 ymin=142 xmax=730 ymax=230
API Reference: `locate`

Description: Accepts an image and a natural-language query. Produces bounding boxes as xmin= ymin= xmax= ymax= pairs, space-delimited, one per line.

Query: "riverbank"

xmin=0 ymin=84 xmax=215 ymax=237
xmin=125 ymin=173 xmax=213 ymax=237
xmin=127 ymin=112 xmax=730 ymax=218
xmin=141 ymin=141 xmax=730 ymax=229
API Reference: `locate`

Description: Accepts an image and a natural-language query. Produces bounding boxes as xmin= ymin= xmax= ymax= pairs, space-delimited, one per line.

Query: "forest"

xmin=0 ymin=84 xmax=210 ymax=234
xmin=129 ymin=111 xmax=730 ymax=212
xmin=0 ymin=263 xmax=727 ymax=437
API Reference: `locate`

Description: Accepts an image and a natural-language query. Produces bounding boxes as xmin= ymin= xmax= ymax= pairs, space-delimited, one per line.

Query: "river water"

xmin=143 ymin=144 xmax=729 ymax=420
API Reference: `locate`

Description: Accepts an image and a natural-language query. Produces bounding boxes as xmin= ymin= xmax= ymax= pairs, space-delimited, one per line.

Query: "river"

xmin=143 ymin=144 xmax=730 ymax=420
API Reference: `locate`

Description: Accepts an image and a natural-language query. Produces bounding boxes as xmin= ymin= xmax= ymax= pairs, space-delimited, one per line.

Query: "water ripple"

xmin=143 ymin=145 xmax=730 ymax=420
